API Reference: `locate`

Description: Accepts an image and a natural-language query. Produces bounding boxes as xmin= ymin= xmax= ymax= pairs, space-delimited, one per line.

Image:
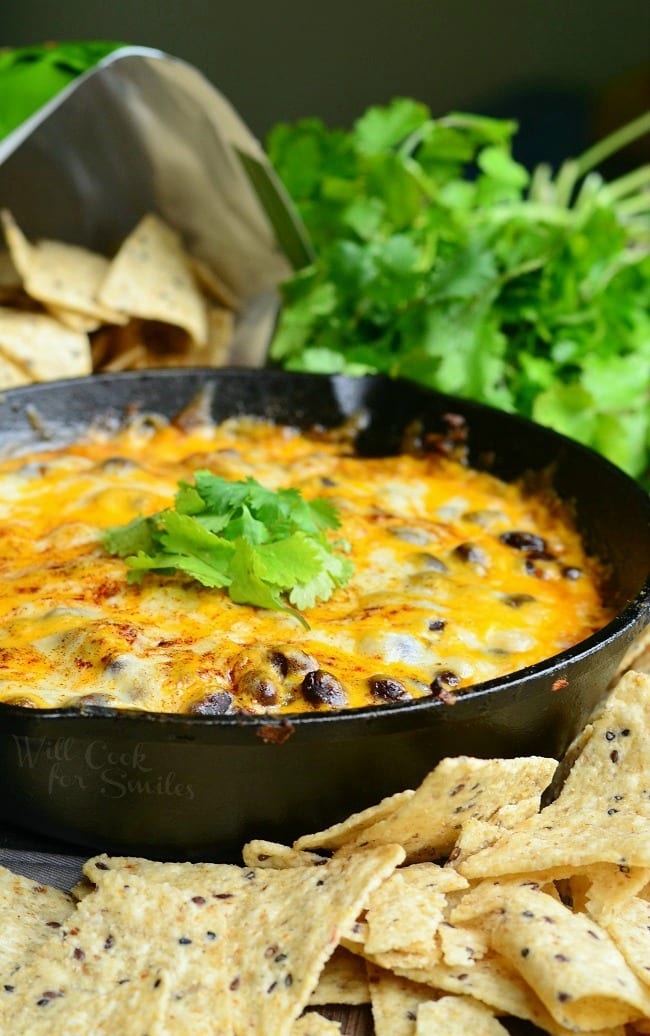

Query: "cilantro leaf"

xmin=268 ymin=104 xmax=650 ymax=485
xmin=102 ymin=516 xmax=156 ymax=558
xmin=103 ymin=472 xmax=353 ymax=624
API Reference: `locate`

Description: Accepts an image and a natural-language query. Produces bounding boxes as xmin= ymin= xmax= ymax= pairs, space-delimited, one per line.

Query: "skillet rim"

xmin=0 ymin=367 xmax=648 ymax=732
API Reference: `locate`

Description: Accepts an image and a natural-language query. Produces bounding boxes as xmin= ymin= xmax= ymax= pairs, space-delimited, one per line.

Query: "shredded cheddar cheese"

xmin=0 ymin=417 xmax=611 ymax=714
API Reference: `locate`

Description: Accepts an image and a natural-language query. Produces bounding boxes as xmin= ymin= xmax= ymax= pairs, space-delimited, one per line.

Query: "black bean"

xmin=269 ymin=651 xmax=289 ymax=677
xmin=503 ymin=593 xmax=536 ymax=608
xmin=369 ymin=676 xmax=409 ymax=702
xmin=238 ymin=672 xmax=278 ymax=706
xmin=453 ymin=542 xmax=487 ymax=566
xmin=301 ymin=670 xmax=347 ymax=708
xmin=281 ymin=649 xmax=319 ymax=676
xmin=430 ymin=670 xmax=460 ymax=694
xmin=191 ymin=896 xmax=206 ymax=905
xmin=188 ymin=691 xmax=233 ymax=715
xmin=415 ymin=553 xmax=448 ymax=573
xmin=72 ymin=948 xmax=85 ymax=961
xmin=500 ymin=531 xmax=547 ymax=552
xmin=178 ymin=937 xmax=192 ymax=945
xmin=427 ymin=619 xmax=446 ymax=631
xmin=104 ymin=935 xmax=114 ymax=950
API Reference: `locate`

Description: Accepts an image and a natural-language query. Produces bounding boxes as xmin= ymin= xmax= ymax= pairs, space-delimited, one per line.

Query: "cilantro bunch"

xmin=103 ymin=473 xmax=353 ymax=626
xmin=268 ymin=102 xmax=650 ymax=485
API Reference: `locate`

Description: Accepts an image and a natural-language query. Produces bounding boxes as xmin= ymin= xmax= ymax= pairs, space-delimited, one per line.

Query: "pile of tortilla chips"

xmin=1 ymin=669 xmax=649 ymax=1035
xmin=0 ymin=211 xmax=236 ymax=388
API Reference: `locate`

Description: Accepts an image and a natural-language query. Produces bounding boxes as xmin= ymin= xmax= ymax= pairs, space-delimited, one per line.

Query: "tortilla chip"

xmin=460 ymin=812 xmax=650 ymax=880
xmin=415 ymin=995 xmax=509 ymax=1035
xmin=0 ymin=869 xmax=235 ymax=1035
xmin=449 ymin=877 xmax=548 ymax=926
xmin=84 ymin=852 xmax=233 ymax=880
xmin=555 ymin=671 xmax=650 ymax=819
xmin=0 ymin=308 xmax=91 ymax=381
xmin=294 ymin=789 xmax=414 ymax=852
xmin=365 ymin=864 xmax=466 ymax=956
xmin=438 ymin=922 xmax=490 ymax=969
xmin=596 ymin=895 xmax=650 ymax=991
xmin=340 ymin=917 xmax=369 ymax=950
xmin=190 ymin=255 xmax=240 ymax=311
xmin=0 ymin=867 xmax=75 ymax=983
xmin=373 ymin=951 xmax=562 ymax=1030
xmin=242 ymin=840 xmax=327 ymax=870
xmin=489 ymin=883 xmax=650 ymax=1029
xmin=460 ymin=673 xmax=650 ymax=880
xmin=584 ymin=863 xmax=650 ymax=921
xmin=226 ymin=844 xmax=404 ymax=1036
xmin=367 ymin=963 xmax=437 ymax=1036
xmin=291 ymin=1013 xmax=341 ymax=1035
xmin=0 ymin=351 xmax=31 ymax=388
xmin=340 ymin=756 xmax=557 ymax=862
xmin=447 ymin=819 xmax=507 ymax=868
xmin=205 ymin=304 xmax=234 ymax=365
xmin=308 ymin=947 xmax=369 ymax=1006
xmin=1 ymin=211 xmax=126 ymax=325
xmin=46 ymin=304 xmax=101 ymax=333
xmin=69 ymin=877 xmax=94 ymax=902
xmin=0 ymin=249 xmax=18 ymax=284
xmin=97 ymin=214 xmax=208 ymax=346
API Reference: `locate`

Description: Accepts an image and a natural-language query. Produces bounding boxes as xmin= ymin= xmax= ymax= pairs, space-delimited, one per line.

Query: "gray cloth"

xmin=0 ymin=848 xmax=84 ymax=890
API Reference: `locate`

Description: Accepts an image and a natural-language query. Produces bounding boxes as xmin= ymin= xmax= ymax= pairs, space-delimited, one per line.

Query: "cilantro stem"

xmin=574 ymin=111 xmax=650 ymax=178
xmin=603 ymin=164 xmax=650 ymax=203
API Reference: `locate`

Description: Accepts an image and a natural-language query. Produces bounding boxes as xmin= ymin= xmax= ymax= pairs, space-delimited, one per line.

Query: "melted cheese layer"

xmin=0 ymin=418 xmax=611 ymax=714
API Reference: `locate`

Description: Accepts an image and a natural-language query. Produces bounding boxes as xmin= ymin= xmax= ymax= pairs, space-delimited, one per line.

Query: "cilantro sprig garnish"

xmin=103 ymin=472 xmax=353 ymax=627
xmin=268 ymin=103 xmax=650 ymax=486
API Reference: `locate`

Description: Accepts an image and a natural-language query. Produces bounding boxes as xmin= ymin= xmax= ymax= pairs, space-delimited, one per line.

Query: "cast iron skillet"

xmin=0 ymin=369 xmax=649 ymax=860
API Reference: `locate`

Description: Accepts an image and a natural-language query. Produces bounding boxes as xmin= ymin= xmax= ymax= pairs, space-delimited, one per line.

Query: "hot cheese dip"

xmin=0 ymin=416 xmax=611 ymax=714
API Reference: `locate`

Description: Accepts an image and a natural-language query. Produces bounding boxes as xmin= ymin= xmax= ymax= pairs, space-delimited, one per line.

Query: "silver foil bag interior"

xmin=0 ymin=46 xmax=311 ymax=365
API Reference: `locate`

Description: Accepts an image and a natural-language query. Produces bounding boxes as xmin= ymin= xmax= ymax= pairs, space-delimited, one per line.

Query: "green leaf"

xmin=477 ymin=146 xmax=530 ymax=189
xmin=268 ymin=101 xmax=650 ymax=484
xmin=102 ymin=516 xmax=156 ymax=558
xmin=532 ymin=383 xmax=598 ymax=445
xmin=104 ymin=469 xmax=353 ymax=622
xmin=353 ymin=98 xmax=430 ymax=155
xmin=255 ymin=533 xmax=323 ymax=587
